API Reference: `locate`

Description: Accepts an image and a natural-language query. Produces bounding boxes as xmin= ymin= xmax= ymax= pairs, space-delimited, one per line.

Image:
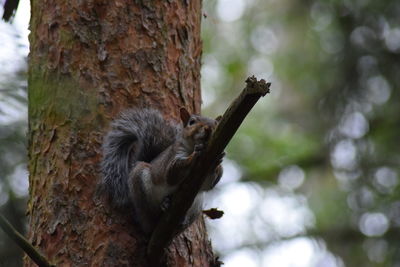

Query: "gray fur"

xmin=100 ymin=108 xmax=223 ymax=234
xmin=100 ymin=109 xmax=179 ymax=208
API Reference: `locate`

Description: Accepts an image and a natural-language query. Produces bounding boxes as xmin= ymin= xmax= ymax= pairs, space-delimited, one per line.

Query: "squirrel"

xmin=100 ymin=107 xmax=224 ymax=235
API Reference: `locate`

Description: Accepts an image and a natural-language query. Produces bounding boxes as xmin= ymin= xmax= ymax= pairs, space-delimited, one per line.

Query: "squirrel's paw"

xmin=190 ymin=144 xmax=205 ymax=161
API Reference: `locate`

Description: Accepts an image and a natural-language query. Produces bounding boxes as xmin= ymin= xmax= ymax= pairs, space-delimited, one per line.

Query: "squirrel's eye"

xmin=188 ymin=118 xmax=196 ymax=125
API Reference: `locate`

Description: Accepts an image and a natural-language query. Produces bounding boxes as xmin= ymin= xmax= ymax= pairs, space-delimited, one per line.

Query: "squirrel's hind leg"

xmin=128 ymin=162 xmax=158 ymax=234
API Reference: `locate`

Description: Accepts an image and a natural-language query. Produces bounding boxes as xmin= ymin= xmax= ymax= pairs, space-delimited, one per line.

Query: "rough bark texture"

xmin=27 ymin=0 xmax=214 ymax=266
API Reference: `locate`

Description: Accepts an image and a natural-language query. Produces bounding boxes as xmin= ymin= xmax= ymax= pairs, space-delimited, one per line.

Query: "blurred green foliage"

xmin=202 ymin=0 xmax=400 ymax=266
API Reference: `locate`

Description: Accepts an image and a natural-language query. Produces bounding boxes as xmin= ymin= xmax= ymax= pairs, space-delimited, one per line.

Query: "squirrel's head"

xmin=179 ymin=107 xmax=219 ymax=149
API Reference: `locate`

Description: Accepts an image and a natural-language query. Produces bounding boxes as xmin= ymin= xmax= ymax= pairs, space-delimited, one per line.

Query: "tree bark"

xmin=27 ymin=0 xmax=214 ymax=266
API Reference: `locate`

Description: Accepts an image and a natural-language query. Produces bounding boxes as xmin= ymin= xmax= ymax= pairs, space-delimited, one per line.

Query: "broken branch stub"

xmin=147 ymin=76 xmax=271 ymax=265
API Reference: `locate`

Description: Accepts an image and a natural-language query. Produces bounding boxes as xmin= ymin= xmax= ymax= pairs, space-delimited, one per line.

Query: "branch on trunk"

xmin=147 ymin=76 xmax=271 ymax=265
xmin=2 ymin=0 xmax=20 ymax=22
xmin=0 ymin=214 xmax=54 ymax=267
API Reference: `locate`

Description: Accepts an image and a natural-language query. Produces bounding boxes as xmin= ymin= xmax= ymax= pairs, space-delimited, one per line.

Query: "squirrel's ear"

xmin=180 ymin=107 xmax=191 ymax=125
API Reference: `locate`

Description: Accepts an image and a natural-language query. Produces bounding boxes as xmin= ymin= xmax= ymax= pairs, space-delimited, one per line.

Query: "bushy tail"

xmin=100 ymin=109 xmax=178 ymax=208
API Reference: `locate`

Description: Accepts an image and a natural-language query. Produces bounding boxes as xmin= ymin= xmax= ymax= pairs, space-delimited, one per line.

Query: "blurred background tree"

xmin=1 ymin=0 xmax=399 ymax=266
xmin=0 ymin=4 xmax=28 ymax=265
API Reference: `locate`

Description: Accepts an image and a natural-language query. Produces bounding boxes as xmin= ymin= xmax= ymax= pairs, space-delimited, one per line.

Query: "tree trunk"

xmin=27 ymin=0 xmax=214 ymax=266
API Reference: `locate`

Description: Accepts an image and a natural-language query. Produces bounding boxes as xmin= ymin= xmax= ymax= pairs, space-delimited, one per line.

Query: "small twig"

xmin=0 ymin=214 xmax=54 ymax=267
xmin=147 ymin=76 xmax=271 ymax=265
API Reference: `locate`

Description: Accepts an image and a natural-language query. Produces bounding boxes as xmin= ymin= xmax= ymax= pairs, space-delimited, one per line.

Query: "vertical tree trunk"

xmin=27 ymin=0 xmax=214 ymax=266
